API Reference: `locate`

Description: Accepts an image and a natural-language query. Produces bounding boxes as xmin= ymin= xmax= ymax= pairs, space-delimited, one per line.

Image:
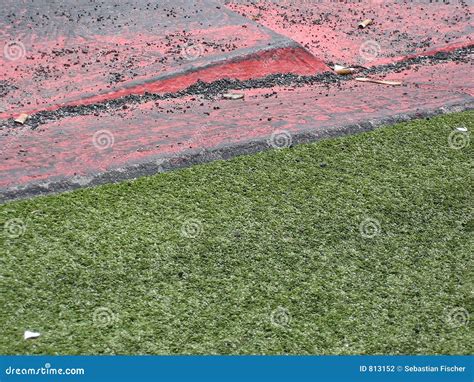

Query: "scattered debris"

xmin=355 ymin=77 xmax=402 ymax=86
xmin=24 ymin=330 xmax=41 ymax=340
xmin=456 ymin=127 xmax=468 ymax=132
xmin=223 ymin=93 xmax=244 ymax=100
xmin=334 ymin=64 xmax=356 ymax=75
xmin=358 ymin=19 xmax=373 ymax=29
xmin=14 ymin=113 xmax=29 ymax=124
xmin=2 ymin=46 xmax=471 ymax=131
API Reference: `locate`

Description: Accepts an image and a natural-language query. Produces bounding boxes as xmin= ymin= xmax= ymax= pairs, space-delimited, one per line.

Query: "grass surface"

xmin=1 ymin=111 xmax=473 ymax=355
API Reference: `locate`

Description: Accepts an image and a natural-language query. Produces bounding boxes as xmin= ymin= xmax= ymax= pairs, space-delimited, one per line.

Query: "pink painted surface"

xmin=226 ymin=0 xmax=473 ymax=66
xmin=1 ymin=61 xmax=472 ymax=192
xmin=0 ymin=46 xmax=328 ymax=118
xmin=0 ymin=0 xmax=327 ymax=117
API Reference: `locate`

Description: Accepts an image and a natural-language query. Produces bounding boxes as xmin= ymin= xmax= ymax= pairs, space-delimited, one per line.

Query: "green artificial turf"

xmin=1 ymin=111 xmax=472 ymax=355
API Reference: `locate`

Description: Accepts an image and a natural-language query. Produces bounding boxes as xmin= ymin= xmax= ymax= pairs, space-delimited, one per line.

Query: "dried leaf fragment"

xmin=358 ymin=19 xmax=373 ymax=28
xmin=14 ymin=113 xmax=29 ymax=124
xmin=223 ymin=93 xmax=244 ymax=100
xmin=334 ymin=64 xmax=356 ymax=75
xmin=355 ymin=77 xmax=402 ymax=86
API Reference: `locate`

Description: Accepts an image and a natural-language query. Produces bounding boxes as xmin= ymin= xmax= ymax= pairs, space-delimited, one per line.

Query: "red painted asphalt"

xmin=1 ymin=1 xmax=473 ymax=201
xmin=227 ymin=0 xmax=473 ymax=66
xmin=0 ymin=0 xmax=327 ymax=117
